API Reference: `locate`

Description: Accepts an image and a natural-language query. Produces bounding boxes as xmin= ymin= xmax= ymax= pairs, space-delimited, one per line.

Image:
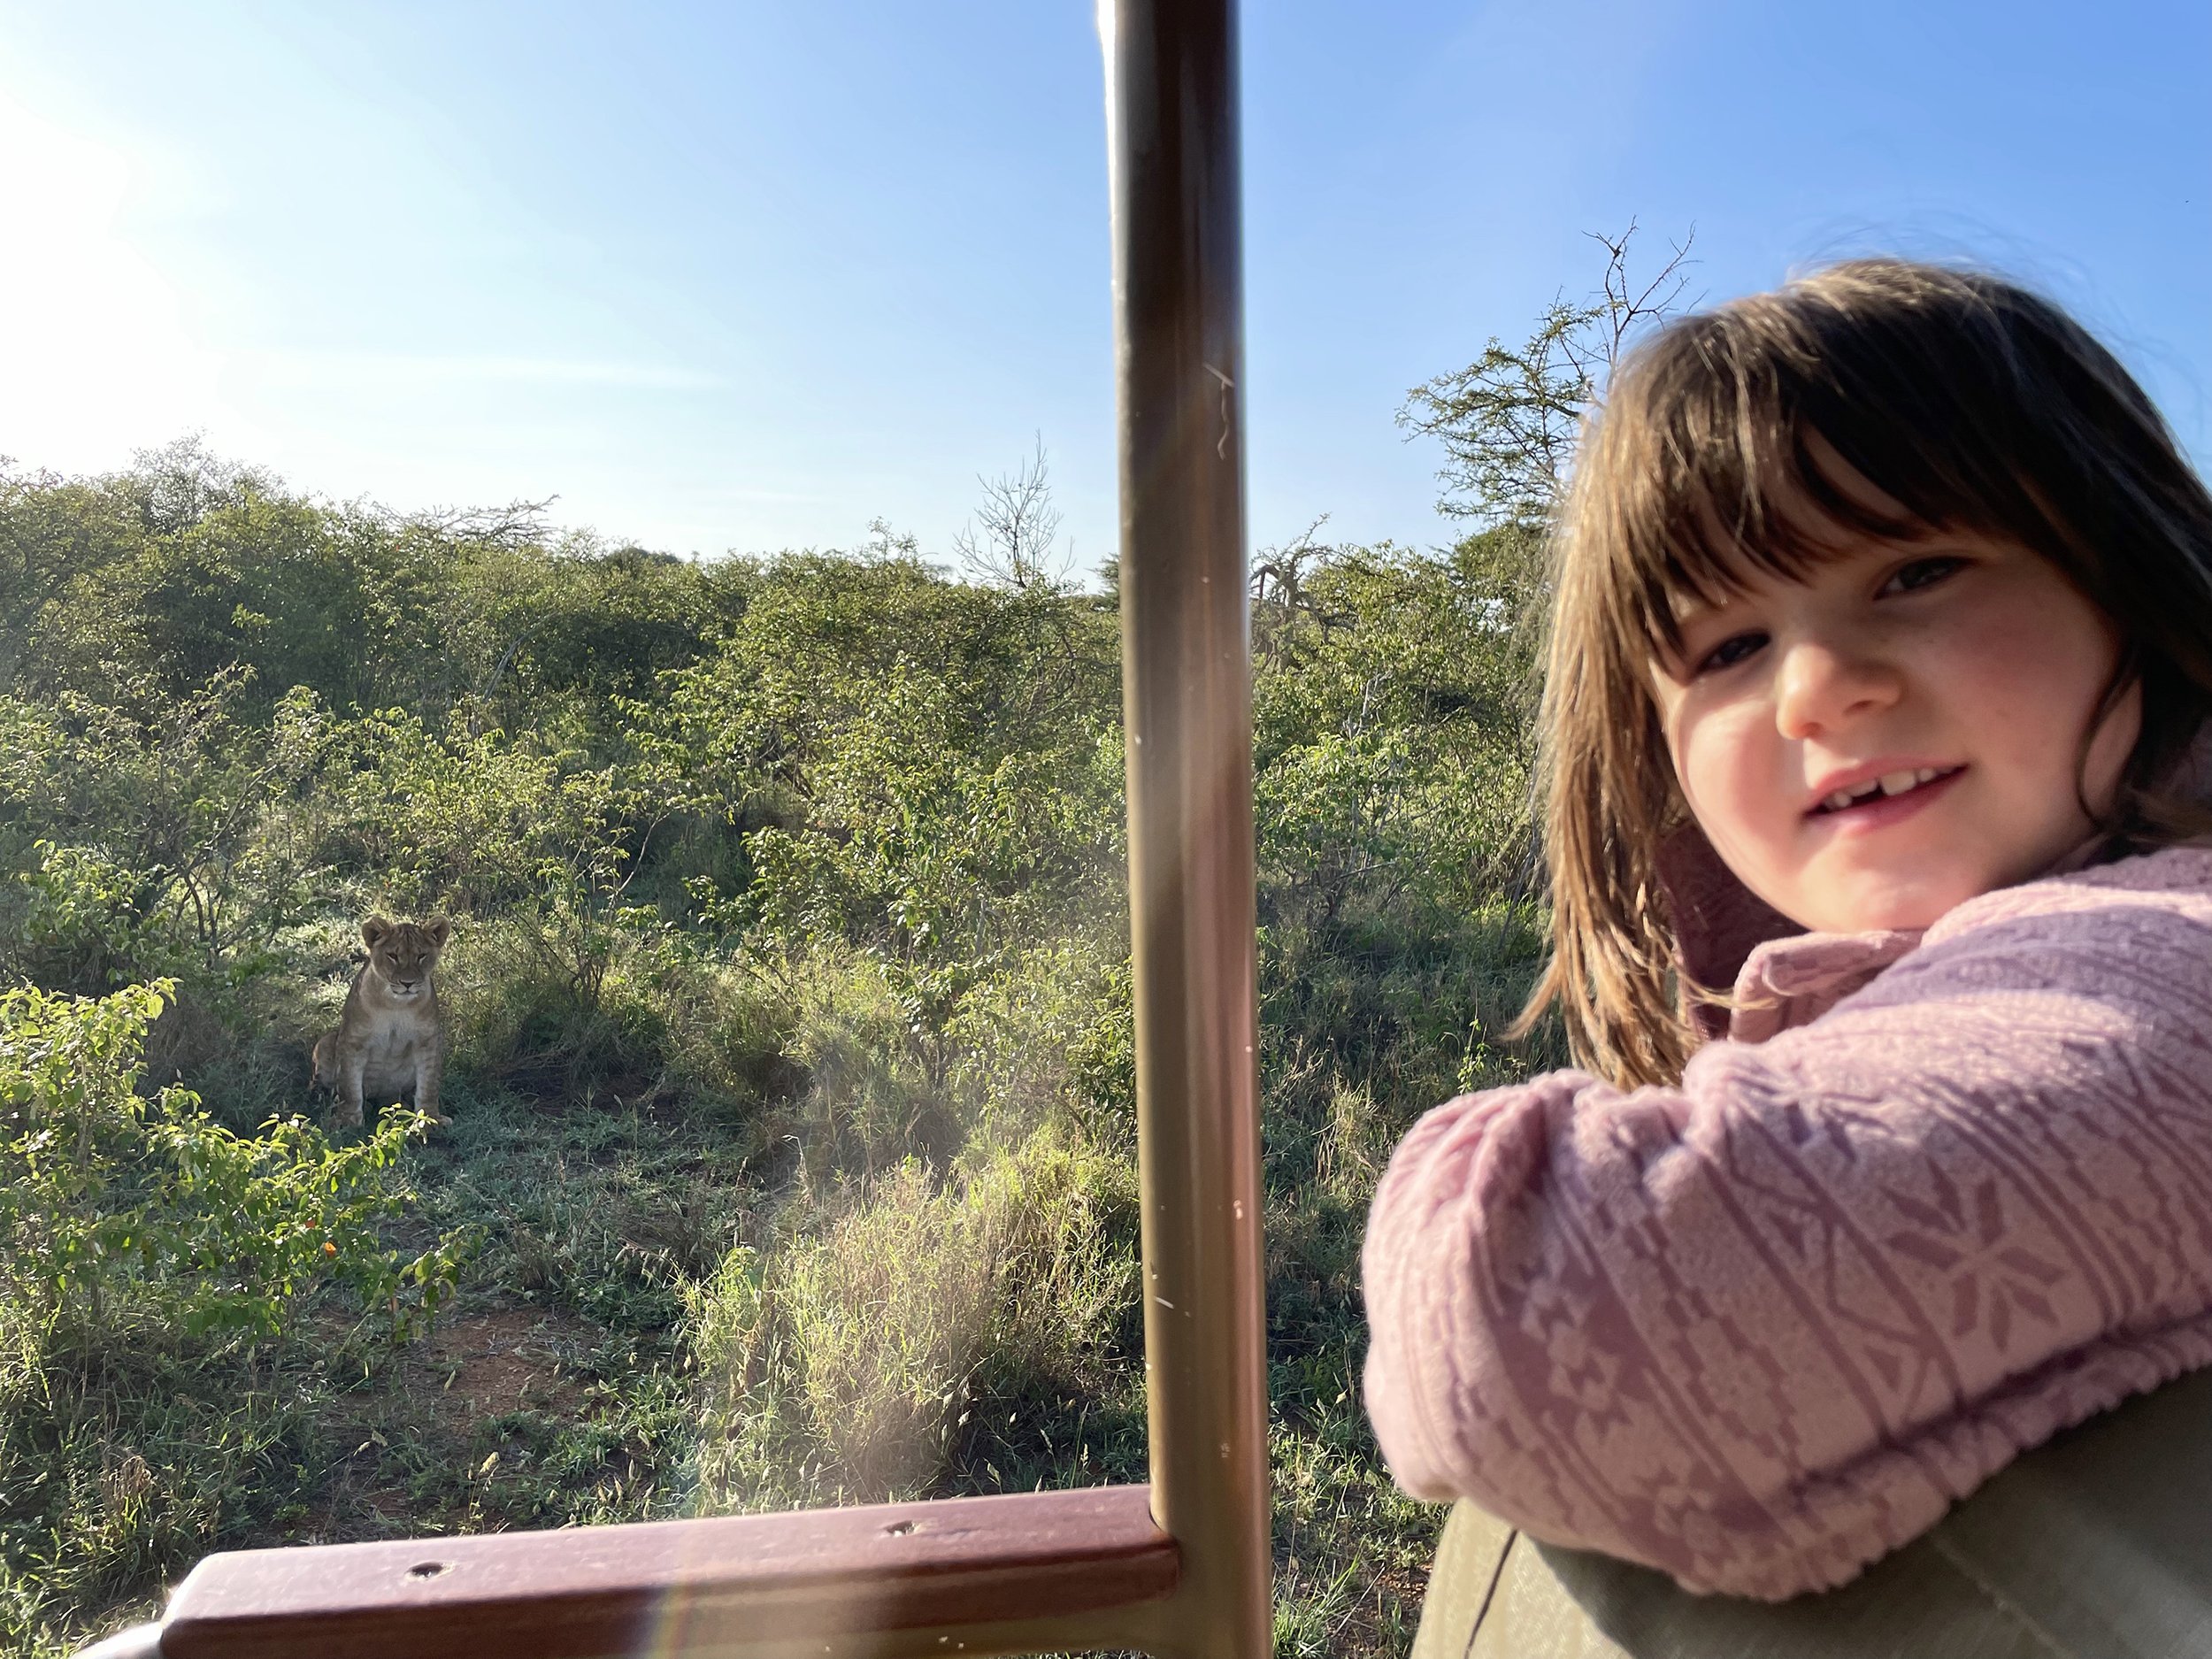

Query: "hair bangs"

xmin=1598 ymin=312 xmax=1985 ymax=667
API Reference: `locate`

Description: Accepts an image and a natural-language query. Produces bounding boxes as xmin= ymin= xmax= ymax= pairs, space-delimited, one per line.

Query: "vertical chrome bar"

xmin=1106 ymin=4 xmax=1271 ymax=1657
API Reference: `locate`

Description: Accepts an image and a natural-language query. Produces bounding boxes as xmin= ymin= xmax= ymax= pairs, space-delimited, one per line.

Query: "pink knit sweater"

xmin=1362 ymin=844 xmax=2212 ymax=1599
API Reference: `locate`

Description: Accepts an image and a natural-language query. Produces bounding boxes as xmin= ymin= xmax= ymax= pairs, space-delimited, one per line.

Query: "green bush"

xmin=1252 ymin=535 xmax=1540 ymax=929
xmin=942 ymin=932 xmax=1133 ymax=1150
xmin=687 ymin=1127 xmax=1136 ymax=1509
xmin=437 ymin=906 xmax=791 ymax=1128
xmin=0 ymin=980 xmax=466 ymax=1655
xmin=628 ymin=932 xmax=795 ymax=1118
xmin=642 ymin=553 xmax=1123 ymax=1034
xmin=10 ymin=841 xmax=179 ymax=994
xmin=0 ymin=981 xmax=460 ymax=1356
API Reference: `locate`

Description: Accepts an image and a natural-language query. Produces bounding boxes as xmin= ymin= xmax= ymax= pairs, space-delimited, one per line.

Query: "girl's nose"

xmin=1772 ymin=636 xmax=1901 ymax=739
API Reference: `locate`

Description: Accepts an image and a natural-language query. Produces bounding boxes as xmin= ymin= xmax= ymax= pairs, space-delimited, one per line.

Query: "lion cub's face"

xmin=362 ymin=915 xmax=450 ymax=1002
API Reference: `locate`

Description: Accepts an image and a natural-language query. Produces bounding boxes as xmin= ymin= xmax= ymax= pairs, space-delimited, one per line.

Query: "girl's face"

xmin=1650 ymin=508 xmax=2139 ymax=935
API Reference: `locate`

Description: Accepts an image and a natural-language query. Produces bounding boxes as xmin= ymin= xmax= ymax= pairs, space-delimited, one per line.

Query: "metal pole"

xmin=1107 ymin=4 xmax=1271 ymax=1657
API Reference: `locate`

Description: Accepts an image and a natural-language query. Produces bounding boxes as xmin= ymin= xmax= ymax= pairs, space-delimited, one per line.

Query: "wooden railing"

xmin=73 ymin=4 xmax=1270 ymax=1657
xmin=102 ymin=1487 xmax=1178 ymax=1659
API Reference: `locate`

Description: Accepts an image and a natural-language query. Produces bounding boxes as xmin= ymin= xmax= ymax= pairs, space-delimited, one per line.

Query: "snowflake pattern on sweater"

xmin=1361 ymin=846 xmax=2212 ymax=1599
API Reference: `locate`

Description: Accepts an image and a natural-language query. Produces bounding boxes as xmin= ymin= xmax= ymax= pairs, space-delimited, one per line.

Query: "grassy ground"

xmin=26 ymin=1090 xmax=1426 ymax=1658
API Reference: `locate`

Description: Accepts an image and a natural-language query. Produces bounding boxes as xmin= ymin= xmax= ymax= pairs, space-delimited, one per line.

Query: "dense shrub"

xmin=688 ymin=1126 xmax=1136 ymax=1508
xmin=0 ymin=981 xmax=463 ymax=1655
xmin=0 ymin=981 xmax=458 ymax=1355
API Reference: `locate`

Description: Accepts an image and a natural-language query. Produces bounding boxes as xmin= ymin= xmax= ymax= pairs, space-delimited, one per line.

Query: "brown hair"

xmin=1514 ymin=259 xmax=2212 ymax=1087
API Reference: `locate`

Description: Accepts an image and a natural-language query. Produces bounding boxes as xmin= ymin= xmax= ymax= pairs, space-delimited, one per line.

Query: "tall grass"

xmin=691 ymin=1130 xmax=1137 ymax=1509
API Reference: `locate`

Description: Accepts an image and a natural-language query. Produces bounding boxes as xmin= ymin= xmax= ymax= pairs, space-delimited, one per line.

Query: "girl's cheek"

xmin=1658 ymin=682 xmax=1723 ymax=792
xmin=1673 ymin=702 xmax=1771 ymax=833
xmin=2082 ymin=677 xmax=2143 ymax=816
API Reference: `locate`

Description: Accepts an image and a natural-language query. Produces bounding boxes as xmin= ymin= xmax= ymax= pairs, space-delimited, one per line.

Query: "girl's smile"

xmin=1651 ymin=522 xmax=2140 ymax=935
xmin=1804 ymin=760 xmax=1966 ymax=828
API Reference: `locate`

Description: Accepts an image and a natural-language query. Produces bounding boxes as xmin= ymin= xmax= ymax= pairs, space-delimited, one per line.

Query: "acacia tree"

xmin=1400 ymin=224 xmax=1694 ymax=528
xmin=1395 ymin=225 xmax=1694 ymax=895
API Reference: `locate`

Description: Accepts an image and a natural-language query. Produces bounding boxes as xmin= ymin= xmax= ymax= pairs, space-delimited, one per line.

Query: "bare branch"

xmin=1585 ymin=219 xmax=1698 ymax=370
xmin=393 ymin=498 xmax=557 ymax=553
xmin=955 ymin=436 xmax=1070 ymax=590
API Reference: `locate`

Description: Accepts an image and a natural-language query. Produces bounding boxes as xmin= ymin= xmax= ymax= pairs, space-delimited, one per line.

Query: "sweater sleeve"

xmin=1362 ymin=862 xmax=2212 ymax=1599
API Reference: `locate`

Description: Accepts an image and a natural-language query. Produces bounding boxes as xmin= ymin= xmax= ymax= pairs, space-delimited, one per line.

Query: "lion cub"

xmin=312 ymin=915 xmax=451 ymax=1129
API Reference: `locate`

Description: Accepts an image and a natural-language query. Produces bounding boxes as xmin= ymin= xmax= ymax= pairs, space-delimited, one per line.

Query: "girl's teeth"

xmin=1820 ymin=765 xmax=1955 ymax=812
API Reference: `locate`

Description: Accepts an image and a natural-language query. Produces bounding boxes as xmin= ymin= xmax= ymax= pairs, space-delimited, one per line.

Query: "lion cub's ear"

xmin=426 ymin=916 xmax=452 ymax=949
xmin=362 ymin=916 xmax=394 ymax=949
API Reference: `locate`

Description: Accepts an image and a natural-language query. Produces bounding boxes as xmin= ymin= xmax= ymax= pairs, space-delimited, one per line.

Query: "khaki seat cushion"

xmin=1413 ymin=1366 xmax=2212 ymax=1659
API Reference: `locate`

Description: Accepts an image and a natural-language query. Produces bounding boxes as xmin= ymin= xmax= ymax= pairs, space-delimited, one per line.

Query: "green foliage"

xmin=1252 ymin=530 xmax=1545 ymax=919
xmin=633 ymin=935 xmax=799 ymax=1116
xmin=0 ymin=460 xmax=149 ymax=696
xmin=12 ymin=842 xmax=174 ymax=993
xmin=0 ymin=981 xmax=463 ymax=1654
xmin=1 ymin=438 xmax=749 ymax=735
xmin=644 ymin=555 xmax=1123 ymax=1021
xmin=328 ymin=707 xmax=570 ymax=909
xmin=0 ymin=674 xmax=334 ymax=988
xmin=1398 ymin=295 xmax=1607 ymax=529
xmin=0 ymin=980 xmax=458 ymax=1355
xmin=1397 ymin=223 xmax=1693 ymax=528
xmin=3 ymin=411 xmax=1593 ymax=1655
xmin=688 ymin=1126 xmax=1138 ymax=1509
xmin=774 ymin=949 xmax=965 ymax=1176
xmin=326 ymin=706 xmax=649 ymax=918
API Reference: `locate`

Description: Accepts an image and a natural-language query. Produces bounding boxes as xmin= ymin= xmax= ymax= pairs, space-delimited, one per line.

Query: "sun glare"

xmin=0 ymin=94 xmax=223 ymax=472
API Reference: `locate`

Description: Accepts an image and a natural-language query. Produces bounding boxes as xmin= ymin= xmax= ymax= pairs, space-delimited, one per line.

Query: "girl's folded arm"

xmin=1362 ymin=879 xmax=2212 ymax=1596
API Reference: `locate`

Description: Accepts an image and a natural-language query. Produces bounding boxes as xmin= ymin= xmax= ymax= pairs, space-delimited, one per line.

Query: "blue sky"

xmin=0 ymin=1 xmax=2205 ymax=567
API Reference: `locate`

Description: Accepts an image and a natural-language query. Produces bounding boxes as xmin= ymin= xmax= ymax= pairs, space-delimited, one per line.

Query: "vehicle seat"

xmin=1414 ymin=1363 xmax=2212 ymax=1658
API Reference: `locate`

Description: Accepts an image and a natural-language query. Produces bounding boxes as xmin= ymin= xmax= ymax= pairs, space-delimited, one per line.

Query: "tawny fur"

xmin=311 ymin=915 xmax=450 ymax=1130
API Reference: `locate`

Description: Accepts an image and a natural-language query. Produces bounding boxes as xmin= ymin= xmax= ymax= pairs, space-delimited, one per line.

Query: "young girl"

xmin=1362 ymin=259 xmax=2212 ymax=1606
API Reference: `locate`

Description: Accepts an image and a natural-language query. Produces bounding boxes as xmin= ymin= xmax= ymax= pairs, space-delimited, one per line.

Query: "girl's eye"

xmin=1696 ymin=632 xmax=1768 ymax=675
xmin=1881 ymin=556 xmax=1967 ymax=595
